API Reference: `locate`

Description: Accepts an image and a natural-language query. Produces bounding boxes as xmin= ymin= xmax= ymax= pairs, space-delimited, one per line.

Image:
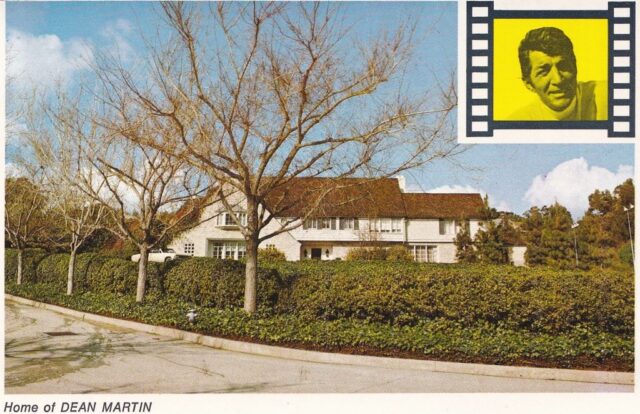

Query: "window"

xmin=210 ymin=241 xmax=246 ymax=260
xmin=339 ymin=218 xmax=359 ymax=230
xmin=410 ymin=245 xmax=438 ymax=263
xmin=370 ymin=218 xmax=402 ymax=233
xmin=391 ymin=219 xmax=402 ymax=233
xmin=184 ymin=243 xmax=195 ymax=256
xmin=303 ymin=217 xmax=336 ymax=230
xmin=216 ymin=211 xmax=247 ymax=227
xmin=439 ymin=219 xmax=454 ymax=235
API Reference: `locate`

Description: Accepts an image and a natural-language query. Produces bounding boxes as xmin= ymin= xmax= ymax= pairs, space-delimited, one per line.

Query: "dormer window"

xmin=216 ymin=211 xmax=247 ymax=228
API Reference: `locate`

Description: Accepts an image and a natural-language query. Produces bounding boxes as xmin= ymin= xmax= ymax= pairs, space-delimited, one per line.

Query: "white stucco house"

xmin=168 ymin=176 xmax=489 ymax=263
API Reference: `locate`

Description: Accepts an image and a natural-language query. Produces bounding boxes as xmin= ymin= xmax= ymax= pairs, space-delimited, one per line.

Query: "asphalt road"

xmin=4 ymin=301 xmax=633 ymax=393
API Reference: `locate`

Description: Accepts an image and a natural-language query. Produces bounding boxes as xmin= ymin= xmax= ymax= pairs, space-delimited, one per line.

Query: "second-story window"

xmin=370 ymin=218 xmax=402 ymax=233
xmin=439 ymin=219 xmax=454 ymax=235
xmin=303 ymin=218 xmax=336 ymax=230
xmin=339 ymin=218 xmax=359 ymax=230
xmin=217 ymin=211 xmax=247 ymax=226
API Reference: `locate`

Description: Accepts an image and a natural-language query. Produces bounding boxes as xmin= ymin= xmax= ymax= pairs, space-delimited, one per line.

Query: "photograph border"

xmin=465 ymin=0 xmax=635 ymax=138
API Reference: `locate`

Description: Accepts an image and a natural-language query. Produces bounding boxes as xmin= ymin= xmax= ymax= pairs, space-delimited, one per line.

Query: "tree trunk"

xmin=244 ymin=197 xmax=259 ymax=314
xmin=136 ymin=244 xmax=149 ymax=303
xmin=67 ymin=249 xmax=77 ymax=295
xmin=16 ymin=248 xmax=23 ymax=285
xmin=244 ymin=235 xmax=259 ymax=314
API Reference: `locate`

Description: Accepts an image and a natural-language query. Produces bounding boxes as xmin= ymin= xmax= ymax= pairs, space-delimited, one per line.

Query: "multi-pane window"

xmin=303 ymin=217 xmax=336 ymax=230
xmin=370 ymin=218 xmax=402 ymax=233
xmin=216 ymin=211 xmax=247 ymax=226
xmin=410 ymin=245 xmax=438 ymax=263
xmin=439 ymin=219 xmax=454 ymax=235
xmin=184 ymin=243 xmax=195 ymax=255
xmin=210 ymin=241 xmax=246 ymax=260
xmin=339 ymin=218 xmax=359 ymax=230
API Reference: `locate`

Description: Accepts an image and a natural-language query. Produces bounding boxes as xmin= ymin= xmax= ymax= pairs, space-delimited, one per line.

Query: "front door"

xmin=311 ymin=248 xmax=322 ymax=260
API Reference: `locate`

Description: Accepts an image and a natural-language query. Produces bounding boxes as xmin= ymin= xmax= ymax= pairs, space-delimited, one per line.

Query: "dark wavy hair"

xmin=518 ymin=27 xmax=577 ymax=82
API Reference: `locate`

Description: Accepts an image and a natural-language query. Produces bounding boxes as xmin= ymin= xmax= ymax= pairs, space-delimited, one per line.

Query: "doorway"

xmin=311 ymin=248 xmax=322 ymax=260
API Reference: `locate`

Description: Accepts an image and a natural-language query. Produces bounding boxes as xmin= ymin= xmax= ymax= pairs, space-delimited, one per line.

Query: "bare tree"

xmin=92 ymin=2 xmax=460 ymax=313
xmin=44 ymin=94 xmax=211 ymax=302
xmin=5 ymin=174 xmax=50 ymax=284
xmin=16 ymin=95 xmax=107 ymax=295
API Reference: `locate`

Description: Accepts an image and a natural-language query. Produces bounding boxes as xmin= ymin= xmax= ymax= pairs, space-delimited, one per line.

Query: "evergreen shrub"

xmin=164 ymin=257 xmax=280 ymax=309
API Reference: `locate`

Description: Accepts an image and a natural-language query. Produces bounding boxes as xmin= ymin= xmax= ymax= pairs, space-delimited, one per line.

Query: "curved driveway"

xmin=4 ymin=301 xmax=633 ymax=393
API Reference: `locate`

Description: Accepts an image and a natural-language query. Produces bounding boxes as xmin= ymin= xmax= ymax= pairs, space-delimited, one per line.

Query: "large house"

xmin=168 ymin=176 xmax=488 ymax=263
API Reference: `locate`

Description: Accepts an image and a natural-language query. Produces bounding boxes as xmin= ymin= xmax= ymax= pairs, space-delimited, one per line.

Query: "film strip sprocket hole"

xmin=465 ymin=0 xmax=636 ymax=138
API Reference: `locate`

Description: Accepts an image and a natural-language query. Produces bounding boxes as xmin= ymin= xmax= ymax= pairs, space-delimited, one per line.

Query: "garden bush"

xmin=276 ymin=261 xmax=634 ymax=334
xmin=258 ymin=246 xmax=287 ymax=262
xmin=4 ymin=248 xmax=49 ymax=284
xmin=36 ymin=253 xmax=70 ymax=287
xmin=164 ymin=257 xmax=281 ymax=309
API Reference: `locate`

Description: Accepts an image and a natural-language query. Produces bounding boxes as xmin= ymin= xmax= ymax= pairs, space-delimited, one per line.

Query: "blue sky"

xmin=5 ymin=1 xmax=634 ymax=219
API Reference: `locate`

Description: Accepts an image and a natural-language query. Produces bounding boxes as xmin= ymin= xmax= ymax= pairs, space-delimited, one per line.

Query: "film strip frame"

xmin=609 ymin=2 xmax=635 ymax=137
xmin=465 ymin=1 xmax=636 ymax=138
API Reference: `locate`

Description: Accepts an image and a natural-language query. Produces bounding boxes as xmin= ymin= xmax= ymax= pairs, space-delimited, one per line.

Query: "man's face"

xmin=524 ymin=50 xmax=577 ymax=112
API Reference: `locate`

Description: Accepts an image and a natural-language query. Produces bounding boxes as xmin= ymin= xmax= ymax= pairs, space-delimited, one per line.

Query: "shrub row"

xmin=5 ymin=249 xmax=634 ymax=335
xmin=5 ymin=249 xmax=166 ymax=295
xmin=163 ymin=257 xmax=281 ymax=310
xmin=5 ymin=283 xmax=634 ymax=371
xmin=270 ymin=260 xmax=634 ymax=334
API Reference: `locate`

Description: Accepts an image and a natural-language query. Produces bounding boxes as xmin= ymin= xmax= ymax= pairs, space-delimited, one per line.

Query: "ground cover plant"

xmin=4 ymin=249 xmax=634 ymax=371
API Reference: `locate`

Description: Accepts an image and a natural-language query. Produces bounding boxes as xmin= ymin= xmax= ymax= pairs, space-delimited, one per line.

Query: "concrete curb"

xmin=6 ymin=294 xmax=635 ymax=386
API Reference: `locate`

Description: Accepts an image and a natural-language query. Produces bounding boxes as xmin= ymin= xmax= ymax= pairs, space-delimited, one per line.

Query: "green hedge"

xmin=5 ymin=249 xmax=634 ymax=335
xmin=5 ymin=283 xmax=633 ymax=371
xmin=272 ymin=261 xmax=634 ymax=334
xmin=5 ymin=249 xmax=167 ymax=295
xmin=4 ymin=248 xmax=49 ymax=284
xmin=164 ymin=257 xmax=280 ymax=309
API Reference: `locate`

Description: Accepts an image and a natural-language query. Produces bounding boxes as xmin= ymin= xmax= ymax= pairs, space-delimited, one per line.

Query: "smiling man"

xmin=508 ymin=27 xmax=607 ymax=121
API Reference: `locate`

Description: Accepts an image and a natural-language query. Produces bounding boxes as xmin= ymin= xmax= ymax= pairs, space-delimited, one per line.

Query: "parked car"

xmin=131 ymin=248 xmax=178 ymax=263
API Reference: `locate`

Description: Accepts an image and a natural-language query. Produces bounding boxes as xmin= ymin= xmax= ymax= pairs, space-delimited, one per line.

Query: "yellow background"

xmin=493 ymin=18 xmax=608 ymax=120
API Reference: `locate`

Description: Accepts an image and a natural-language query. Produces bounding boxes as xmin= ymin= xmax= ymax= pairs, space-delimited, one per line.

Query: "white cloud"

xmin=424 ymin=184 xmax=511 ymax=212
xmin=524 ymin=158 xmax=633 ymax=218
xmin=5 ymin=163 xmax=27 ymax=178
xmin=101 ymin=18 xmax=135 ymax=62
xmin=7 ymin=29 xmax=94 ymax=91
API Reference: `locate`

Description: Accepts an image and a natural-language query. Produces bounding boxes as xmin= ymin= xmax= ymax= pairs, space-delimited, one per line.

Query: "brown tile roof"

xmin=264 ymin=177 xmax=406 ymax=218
xmin=401 ymin=192 xmax=484 ymax=219
xmin=264 ymin=177 xmax=484 ymax=219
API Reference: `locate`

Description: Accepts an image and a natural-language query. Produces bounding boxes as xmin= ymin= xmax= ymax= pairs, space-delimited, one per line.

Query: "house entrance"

xmin=311 ymin=248 xmax=322 ymax=260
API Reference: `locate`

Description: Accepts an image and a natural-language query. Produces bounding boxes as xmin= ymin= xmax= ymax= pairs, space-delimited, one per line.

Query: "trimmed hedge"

xmin=271 ymin=261 xmax=634 ymax=334
xmin=4 ymin=248 xmax=49 ymax=284
xmin=5 ymin=249 xmax=634 ymax=335
xmin=5 ymin=283 xmax=634 ymax=371
xmin=5 ymin=249 xmax=167 ymax=295
xmin=164 ymin=257 xmax=280 ymax=309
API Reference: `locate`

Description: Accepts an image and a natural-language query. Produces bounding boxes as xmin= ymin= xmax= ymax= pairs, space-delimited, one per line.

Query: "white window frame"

xmin=439 ymin=219 xmax=454 ymax=235
xmin=210 ymin=241 xmax=246 ymax=260
xmin=410 ymin=244 xmax=438 ymax=263
xmin=217 ymin=211 xmax=247 ymax=227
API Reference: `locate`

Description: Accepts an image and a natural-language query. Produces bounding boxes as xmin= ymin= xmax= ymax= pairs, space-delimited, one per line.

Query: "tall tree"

xmin=522 ymin=203 xmax=578 ymax=268
xmin=93 ymin=3 xmax=460 ymax=313
xmin=4 ymin=176 xmax=50 ymax=284
xmin=44 ymin=95 xmax=212 ymax=302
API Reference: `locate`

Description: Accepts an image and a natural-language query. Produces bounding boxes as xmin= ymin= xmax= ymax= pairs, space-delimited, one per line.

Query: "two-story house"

xmin=168 ymin=176 xmax=485 ymax=263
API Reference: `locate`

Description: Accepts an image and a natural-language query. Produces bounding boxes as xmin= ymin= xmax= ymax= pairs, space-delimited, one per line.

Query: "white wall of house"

xmin=169 ymin=198 xmax=485 ymax=264
xmin=509 ymin=246 xmax=527 ymax=267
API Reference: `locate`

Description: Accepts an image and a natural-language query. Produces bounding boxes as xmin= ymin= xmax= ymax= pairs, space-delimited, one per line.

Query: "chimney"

xmin=395 ymin=175 xmax=406 ymax=192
